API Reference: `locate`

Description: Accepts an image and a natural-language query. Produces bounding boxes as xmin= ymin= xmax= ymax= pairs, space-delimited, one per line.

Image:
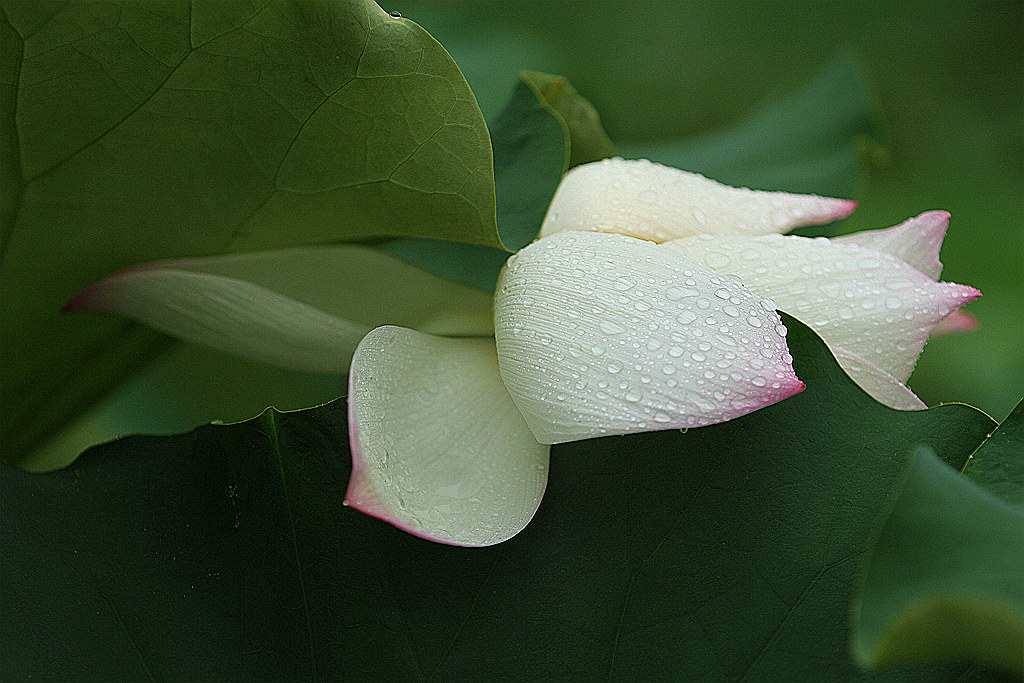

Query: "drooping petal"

xmin=539 ymin=157 xmax=856 ymax=243
xmin=64 ymin=246 xmax=495 ymax=372
xmin=931 ymin=310 xmax=978 ymax=337
xmin=834 ymin=211 xmax=949 ymax=280
xmin=663 ymin=233 xmax=980 ymax=391
xmin=493 ymin=231 xmax=804 ymax=445
xmin=346 ymin=326 xmax=549 ymax=547
xmin=831 ymin=348 xmax=927 ymax=411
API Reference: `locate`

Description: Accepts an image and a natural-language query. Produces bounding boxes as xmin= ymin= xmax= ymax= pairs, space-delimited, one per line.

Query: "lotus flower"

xmin=66 ymin=158 xmax=979 ymax=547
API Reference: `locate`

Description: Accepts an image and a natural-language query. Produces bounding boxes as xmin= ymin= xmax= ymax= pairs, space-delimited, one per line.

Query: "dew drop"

xmin=614 ymin=277 xmax=635 ymax=291
xmin=600 ymin=321 xmax=626 ymax=335
xmin=607 ymin=361 xmax=623 ymax=374
xmin=677 ymin=310 xmax=698 ymax=324
xmin=705 ymin=252 xmax=730 ymax=269
xmin=722 ymin=304 xmax=740 ymax=317
xmin=691 ymin=352 xmax=707 ymax=362
xmin=389 ymin=10 xmax=402 ymax=17
xmin=666 ymin=286 xmax=699 ymax=300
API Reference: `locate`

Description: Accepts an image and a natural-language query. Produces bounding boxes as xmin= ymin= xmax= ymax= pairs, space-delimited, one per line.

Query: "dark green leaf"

xmin=618 ymin=50 xmax=882 ymax=236
xmin=379 ymin=68 xmax=615 ymax=292
xmin=963 ymin=399 xmax=1024 ymax=506
xmin=852 ymin=446 xmax=1024 ymax=676
xmin=2 ymin=317 xmax=1005 ymax=680
xmin=1 ymin=0 xmax=496 ymax=466
xmin=520 ymin=69 xmax=617 ymax=169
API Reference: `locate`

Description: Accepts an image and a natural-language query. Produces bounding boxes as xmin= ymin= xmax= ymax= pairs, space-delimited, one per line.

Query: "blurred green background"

xmin=393 ymin=0 xmax=1023 ymax=421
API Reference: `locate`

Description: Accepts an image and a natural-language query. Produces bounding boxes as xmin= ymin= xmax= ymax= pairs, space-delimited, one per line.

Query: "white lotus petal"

xmin=832 ymin=348 xmax=927 ymax=411
xmin=66 ymin=269 xmax=368 ymax=373
xmin=65 ymin=246 xmax=494 ymax=372
xmin=346 ymin=326 xmax=549 ymax=547
xmin=834 ymin=211 xmax=949 ymax=280
xmin=494 ymin=231 xmax=804 ymax=445
xmin=663 ymin=233 xmax=980 ymax=386
xmin=539 ymin=157 xmax=856 ymax=243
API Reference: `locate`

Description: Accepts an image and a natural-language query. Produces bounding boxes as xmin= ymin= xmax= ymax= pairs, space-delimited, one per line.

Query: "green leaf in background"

xmin=852 ymin=445 xmax=1023 ymax=676
xmin=520 ymin=70 xmax=617 ymax=169
xmin=2 ymin=317 xmax=1009 ymax=680
xmin=619 ymin=50 xmax=881 ymax=236
xmin=380 ymin=69 xmax=616 ymax=292
xmin=0 ymin=0 xmax=496 ymax=466
xmin=963 ymin=399 xmax=1024 ymax=507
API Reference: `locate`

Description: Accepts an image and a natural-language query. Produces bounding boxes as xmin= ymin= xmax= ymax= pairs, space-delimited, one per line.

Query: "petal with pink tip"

xmin=493 ymin=231 xmax=804 ymax=445
xmin=64 ymin=246 xmax=494 ymax=372
xmin=831 ymin=348 xmax=927 ymax=411
xmin=346 ymin=326 xmax=549 ymax=547
xmin=834 ymin=211 xmax=949 ymax=280
xmin=663 ymin=234 xmax=980 ymax=387
xmin=539 ymin=157 xmax=855 ymax=243
xmin=931 ymin=310 xmax=978 ymax=337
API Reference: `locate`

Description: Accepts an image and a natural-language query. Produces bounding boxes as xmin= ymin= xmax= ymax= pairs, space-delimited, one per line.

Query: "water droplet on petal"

xmin=600 ymin=321 xmax=626 ymax=335
xmin=613 ymin=277 xmax=635 ymax=291
xmin=666 ymin=286 xmax=699 ymax=300
xmin=677 ymin=310 xmax=698 ymax=325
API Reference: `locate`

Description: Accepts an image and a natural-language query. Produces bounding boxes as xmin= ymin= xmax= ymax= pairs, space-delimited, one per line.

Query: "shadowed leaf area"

xmin=2 ymin=317 xmax=1014 ymax=681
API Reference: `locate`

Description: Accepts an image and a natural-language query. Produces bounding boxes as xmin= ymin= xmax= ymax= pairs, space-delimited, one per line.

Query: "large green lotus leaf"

xmin=618 ymin=50 xmax=881 ymax=237
xmin=379 ymin=69 xmax=615 ymax=292
xmin=852 ymin=446 xmax=1023 ymax=676
xmin=0 ymin=0 xmax=496 ymax=464
xmin=962 ymin=399 xmax=1023 ymax=507
xmin=2 ymin=317 xmax=1008 ymax=680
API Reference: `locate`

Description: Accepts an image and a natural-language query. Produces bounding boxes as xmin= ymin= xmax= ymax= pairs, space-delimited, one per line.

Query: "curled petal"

xmin=834 ymin=211 xmax=949 ymax=280
xmin=65 ymin=268 xmax=368 ymax=373
xmin=346 ymin=326 xmax=549 ymax=547
xmin=64 ymin=246 xmax=494 ymax=372
xmin=663 ymin=234 xmax=980 ymax=391
xmin=832 ymin=348 xmax=927 ymax=411
xmin=539 ymin=157 xmax=855 ymax=243
xmin=494 ymin=231 xmax=804 ymax=445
